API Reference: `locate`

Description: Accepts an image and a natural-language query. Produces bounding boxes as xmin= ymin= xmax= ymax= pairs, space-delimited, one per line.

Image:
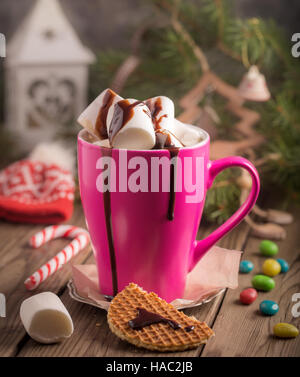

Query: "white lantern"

xmin=5 ymin=0 xmax=95 ymax=150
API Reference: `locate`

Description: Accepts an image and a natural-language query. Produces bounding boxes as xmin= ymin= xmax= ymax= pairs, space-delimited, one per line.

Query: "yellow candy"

xmin=262 ymin=258 xmax=281 ymax=277
xmin=273 ymin=323 xmax=299 ymax=338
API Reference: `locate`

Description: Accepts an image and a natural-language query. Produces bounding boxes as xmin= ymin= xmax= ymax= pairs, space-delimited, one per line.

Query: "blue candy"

xmin=276 ymin=258 xmax=289 ymax=273
xmin=260 ymin=300 xmax=279 ymax=316
xmin=239 ymin=260 xmax=254 ymax=274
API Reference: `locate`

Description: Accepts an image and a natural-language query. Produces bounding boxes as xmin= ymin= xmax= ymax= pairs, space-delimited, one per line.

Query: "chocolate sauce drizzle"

xmin=98 ymin=96 xmax=179 ymax=280
xmin=128 ymin=308 xmax=195 ymax=333
xmin=95 ymin=89 xmax=117 ymax=139
xmin=167 ymin=148 xmax=179 ymax=221
xmin=108 ymin=100 xmax=143 ymax=144
xmin=153 ymin=130 xmax=172 ymax=149
xmin=104 ymin=295 xmax=114 ymax=302
xmin=152 ymin=137 xmax=178 ymax=221
xmin=184 ymin=325 xmax=195 ymax=332
xmin=108 ymin=97 xmax=179 ymax=222
xmin=128 ymin=308 xmax=181 ymax=330
xmin=146 ymin=97 xmax=167 ymax=131
xmin=100 ymin=147 xmax=118 ymax=296
xmin=145 ymin=99 xmax=180 ymax=220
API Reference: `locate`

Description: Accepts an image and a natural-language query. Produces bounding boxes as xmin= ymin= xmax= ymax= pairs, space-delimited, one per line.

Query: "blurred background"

xmin=0 ymin=0 xmax=299 ymax=225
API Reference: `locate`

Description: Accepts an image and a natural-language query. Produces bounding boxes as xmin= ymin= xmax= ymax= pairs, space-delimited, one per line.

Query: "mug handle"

xmin=189 ymin=156 xmax=260 ymax=271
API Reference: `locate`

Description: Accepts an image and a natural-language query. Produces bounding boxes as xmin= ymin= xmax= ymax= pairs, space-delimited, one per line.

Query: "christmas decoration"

xmin=88 ymin=0 xmax=300 ymax=226
xmin=178 ymin=72 xmax=292 ymax=239
xmin=177 ymin=71 xmax=264 ymax=160
xmin=25 ymin=225 xmax=90 ymax=290
xmin=238 ymin=66 xmax=270 ymax=102
xmin=0 ymin=143 xmax=75 ymax=224
xmin=5 ymin=0 xmax=95 ymax=153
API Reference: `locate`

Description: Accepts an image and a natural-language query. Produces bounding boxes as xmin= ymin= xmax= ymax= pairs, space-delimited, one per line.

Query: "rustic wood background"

xmin=0 ymin=203 xmax=299 ymax=357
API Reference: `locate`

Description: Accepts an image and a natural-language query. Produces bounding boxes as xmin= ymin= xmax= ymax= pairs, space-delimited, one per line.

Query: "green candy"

xmin=252 ymin=274 xmax=275 ymax=291
xmin=259 ymin=240 xmax=279 ymax=257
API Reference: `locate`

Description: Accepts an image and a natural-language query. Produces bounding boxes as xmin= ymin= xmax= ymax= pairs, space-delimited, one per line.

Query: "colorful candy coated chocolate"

xmin=276 ymin=258 xmax=289 ymax=273
xmin=252 ymin=274 xmax=275 ymax=291
xmin=240 ymin=288 xmax=258 ymax=305
xmin=273 ymin=323 xmax=299 ymax=338
xmin=239 ymin=260 xmax=254 ymax=274
xmin=259 ymin=240 xmax=278 ymax=257
xmin=262 ymin=259 xmax=281 ymax=277
xmin=260 ymin=300 xmax=279 ymax=316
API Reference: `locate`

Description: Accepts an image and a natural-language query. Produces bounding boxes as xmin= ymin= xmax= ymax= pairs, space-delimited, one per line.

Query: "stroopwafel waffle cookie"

xmin=107 ymin=283 xmax=214 ymax=352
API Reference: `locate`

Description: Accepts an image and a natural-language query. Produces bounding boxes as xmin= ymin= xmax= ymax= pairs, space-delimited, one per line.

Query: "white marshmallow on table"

xmin=20 ymin=292 xmax=74 ymax=344
xmin=145 ymin=96 xmax=176 ymax=133
xmin=107 ymin=98 xmax=156 ymax=150
xmin=77 ymin=88 xmax=123 ymax=138
xmin=173 ymin=119 xmax=202 ymax=147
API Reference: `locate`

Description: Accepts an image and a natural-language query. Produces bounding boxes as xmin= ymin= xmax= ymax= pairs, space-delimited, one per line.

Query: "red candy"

xmin=240 ymin=288 xmax=258 ymax=305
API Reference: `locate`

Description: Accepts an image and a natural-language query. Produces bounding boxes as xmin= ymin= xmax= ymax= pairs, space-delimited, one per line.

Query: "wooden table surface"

xmin=0 ymin=204 xmax=299 ymax=357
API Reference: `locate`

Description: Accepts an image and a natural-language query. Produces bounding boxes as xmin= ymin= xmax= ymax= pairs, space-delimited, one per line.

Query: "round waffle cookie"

xmin=107 ymin=283 xmax=214 ymax=352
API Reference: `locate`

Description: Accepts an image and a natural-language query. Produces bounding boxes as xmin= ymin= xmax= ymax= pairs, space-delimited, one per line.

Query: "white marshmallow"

xmin=93 ymin=139 xmax=110 ymax=148
xmin=145 ymin=96 xmax=176 ymax=133
xmin=168 ymin=131 xmax=184 ymax=147
xmin=77 ymin=88 xmax=123 ymax=138
xmin=108 ymin=99 xmax=156 ymax=150
xmin=155 ymin=129 xmax=184 ymax=148
xmin=173 ymin=119 xmax=202 ymax=147
xmin=20 ymin=292 xmax=74 ymax=344
xmin=78 ymin=89 xmax=203 ymax=149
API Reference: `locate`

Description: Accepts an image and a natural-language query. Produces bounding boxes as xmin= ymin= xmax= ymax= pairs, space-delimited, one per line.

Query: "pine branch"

xmin=150 ymin=0 xmax=210 ymax=72
xmin=170 ymin=17 xmax=210 ymax=72
xmin=88 ymin=0 xmax=300 ymax=220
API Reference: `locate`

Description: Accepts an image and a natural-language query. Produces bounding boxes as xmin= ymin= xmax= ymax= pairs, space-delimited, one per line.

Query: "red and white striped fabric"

xmin=25 ymin=225 xmax=90 ymax=290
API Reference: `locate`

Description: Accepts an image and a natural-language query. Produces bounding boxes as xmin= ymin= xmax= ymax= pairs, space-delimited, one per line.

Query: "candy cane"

xmin=25 ymin=225 xmax=90 ymax=290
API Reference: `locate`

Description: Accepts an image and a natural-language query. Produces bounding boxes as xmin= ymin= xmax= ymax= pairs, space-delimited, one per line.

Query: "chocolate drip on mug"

xmin=151 ymin=131 xmax=179 ymax=221
xmin=95 ymin=89 xmax=117 ymax=139
xmin=100 ymin=148 xmax=118 ymax=296
xmin=168 ymin=148 xmax=179 ymax=221
xmin=108 ymin=99 xmax=143 ymax=144
xmin=128 ymin=308 xmax=181 ymax=330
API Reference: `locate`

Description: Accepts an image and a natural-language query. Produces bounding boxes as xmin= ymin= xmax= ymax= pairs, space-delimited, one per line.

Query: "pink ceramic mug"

xmin=78 ymin=127 xmax=259 ymax=302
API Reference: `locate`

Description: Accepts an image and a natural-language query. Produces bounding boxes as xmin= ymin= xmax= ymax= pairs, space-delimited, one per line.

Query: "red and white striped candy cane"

xmin=25 ymin=225 xmax=90 ymax=290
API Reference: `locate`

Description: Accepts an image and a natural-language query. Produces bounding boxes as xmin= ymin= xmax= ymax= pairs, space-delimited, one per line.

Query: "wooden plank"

xmin=0 ymin=204 xmax=92 ymax=357
xmin=201 ymin=207 xmax=300 ymax=357
xmin=18 ymin=222 xmax=249 ymax=357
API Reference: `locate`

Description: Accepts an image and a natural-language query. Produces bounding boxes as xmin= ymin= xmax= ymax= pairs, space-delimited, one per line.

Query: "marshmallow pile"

xmin=78 ymin=89 xmax=202 ymax=150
